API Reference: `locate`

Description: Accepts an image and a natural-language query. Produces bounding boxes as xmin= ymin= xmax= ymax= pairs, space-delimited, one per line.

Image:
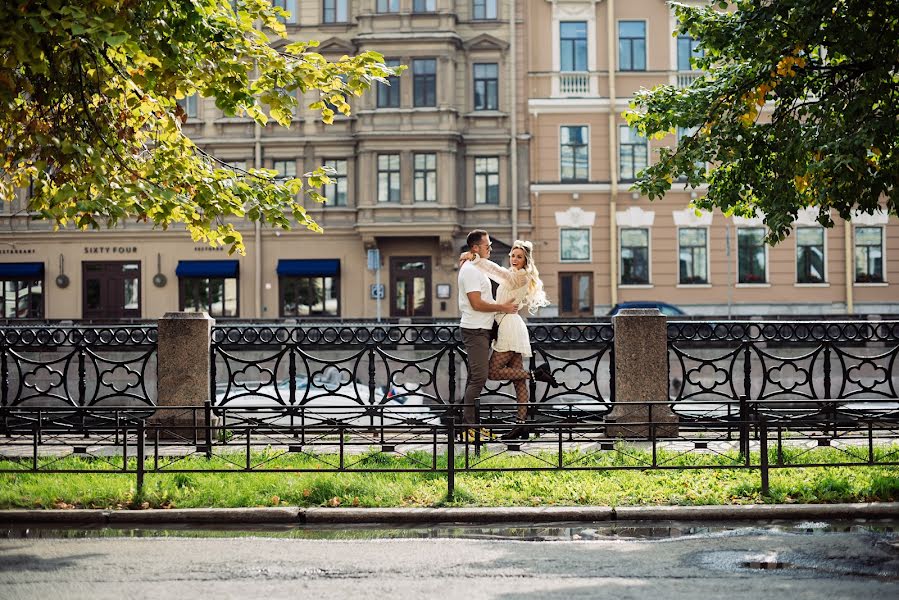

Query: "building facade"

xmin=1 ymin=0 xmax=896 ymax=321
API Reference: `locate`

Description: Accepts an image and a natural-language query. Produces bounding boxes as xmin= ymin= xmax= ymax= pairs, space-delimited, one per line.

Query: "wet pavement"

xmin=1 ymin=520 xmax=897 ymax=599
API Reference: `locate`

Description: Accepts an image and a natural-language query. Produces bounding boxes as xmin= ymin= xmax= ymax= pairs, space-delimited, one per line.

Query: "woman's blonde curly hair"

xmin=511 ymin=240 xmax=550 ymax=315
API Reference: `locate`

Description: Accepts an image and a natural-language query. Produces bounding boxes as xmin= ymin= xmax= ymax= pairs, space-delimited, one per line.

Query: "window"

xmin=618 ymin=21 xmax=646 ymax=71
xmin=272 ymin=159 xmax=296 ymax=181
xmin=473 ymin=0 xmax=496 ymax=20
xmin=559 ymin=272 xmax=593 ymax=317
xmin=855 ymin=227 xmax=884 ymax=283
xmin=377 ymin=0 xmax=399 ymax=13
xmin=322 ymin=0 xmax=347 ymax=23
xmin=0 ymin=263 xmax=43 ymax=318
xmin=377 ymin=154 xmax=401 ymax=202
xmin=619 ymin=125 xmax=647 ymax=181
xmin=377 ymin=59 xmax=401 ymax=108
xmin=560 ymin=228 xmax=590 ymax=262
xmin=473 ymin=63 xmax=498 ymax=111
xmin=796 ymin=227 xmax=825 ymax=283
xmin=678 ymin=228 xmax=708 ymax=284
xmin=176 ymin=94 xmax=198 ymax=119
xmin=737 ymin=228 xmax=767 ymax=284
xmin=677 ymin=33 xmax=702 ymax=71
xmin=413 ymin=0 xmax=435 ymax=12
xmin=177 ymin=261 xmax=240 ymax=318
xmin=323 ymin=159 xmax=347 ymax=206
xmin=560 ymin=22 xmax=588 ymax=72
xmin=560 ymin=125 xmax=588 ymax=181
xmin=474 ymin=156 xmax=500 ymax=205
xmin=620 ymin=228 xmax=650 ymax=285
xmin=413 ymin=153 xmax=437 ymax=202
xmin=413 ymin=59 xmax=437 ymax=107
xmin=281 ymin=277 xmax=339 ymax=317
xmin=272 ymin=0 xmax=297 ymax=24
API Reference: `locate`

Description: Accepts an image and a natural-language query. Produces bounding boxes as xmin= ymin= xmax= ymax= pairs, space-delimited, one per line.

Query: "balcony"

xmin=553 ymin=72 xmax=598 ymax=98
xmin=676 ymin=70 xmax=703 ymax=88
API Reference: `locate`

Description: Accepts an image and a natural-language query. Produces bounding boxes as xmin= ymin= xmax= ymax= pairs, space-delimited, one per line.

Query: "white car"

xmin=215 ymin=367 xmax=439 ymax=427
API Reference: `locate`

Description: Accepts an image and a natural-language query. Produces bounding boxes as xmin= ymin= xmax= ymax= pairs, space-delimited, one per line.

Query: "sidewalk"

xmin=2 ymin=502 xmax=898 ymax=527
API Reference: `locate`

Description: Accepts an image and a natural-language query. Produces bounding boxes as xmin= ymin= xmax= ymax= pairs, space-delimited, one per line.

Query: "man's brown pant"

xmin=461 ymin=328 xmax=491 ymax=425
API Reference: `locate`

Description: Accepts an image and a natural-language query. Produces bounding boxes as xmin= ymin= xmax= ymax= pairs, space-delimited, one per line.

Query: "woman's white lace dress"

xmin=471 ymin=256 xmax=533 ymax=358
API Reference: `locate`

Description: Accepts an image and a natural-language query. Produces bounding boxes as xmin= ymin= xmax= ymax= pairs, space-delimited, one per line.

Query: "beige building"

xmin=526 ymin=0 xmax=898 ymax=317
xmin=1 ymin=0 xmax=896 ymax=321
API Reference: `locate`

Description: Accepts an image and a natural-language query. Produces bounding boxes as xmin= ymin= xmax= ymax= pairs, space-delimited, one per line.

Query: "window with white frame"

xmin=413 ymin=0 xmax=435 ymax=12
xmin=413 ymin=153 xmax=437 ymax=202
xmin=473 ymin=63 xmax=498 ymax=111
xmin=796 ymin=227 xmax=825 ymax=283
xmin=322 ymin=159 xmax=347 ymax=206
xmin=560 ymin=22 xmax=588 ymax=72
xmin=560 ymin=228 xmax=590 ymax=262
xmin=855 ymin=226 xmax=884 ymax=283
xmin=560 ymin=125 xmax=588 ymax=182
xmin=737 ymin=227 xmax=767 ymax=283
xmin=618 ymin=21 xmax=646 ymax=71
xmin=377 ymin=0 xmax=399 ymax=12
xmin=272 ymin=0 xmax=297 ymax=24
xmin=377 ymin=154 xmax=401 ymax=202
xmin=474 ymin=157 xmax=499 ymax=205
xmin=620 ymin=228 xmax=650 ymax=285
xmin=473 ymin=0 xmax=496 ymax=20
xmin=322 ymin=0 xmax=347 ymax=22
xmin=619 ymin=125 xmax=647 ymax=181
xmin=678 ymin=228 xmax=708 ymax=285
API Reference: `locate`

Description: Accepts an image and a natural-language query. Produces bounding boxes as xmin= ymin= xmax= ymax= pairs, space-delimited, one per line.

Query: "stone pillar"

xmin=607 ymin=308 xmax=679 ymax=438
xmin=151 ymin=312 xmax=215 ymax=441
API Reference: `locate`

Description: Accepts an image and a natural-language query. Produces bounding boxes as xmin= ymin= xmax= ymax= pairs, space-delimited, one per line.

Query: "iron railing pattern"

xmin=0 ymin=326 xmax=158 ymax=409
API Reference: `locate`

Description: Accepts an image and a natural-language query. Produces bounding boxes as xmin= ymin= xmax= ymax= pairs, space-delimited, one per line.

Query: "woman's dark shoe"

xmin=502 ymin=423 xmax=529 ymax=441
xmin=531 ymin=363 xmax=560 ymax=388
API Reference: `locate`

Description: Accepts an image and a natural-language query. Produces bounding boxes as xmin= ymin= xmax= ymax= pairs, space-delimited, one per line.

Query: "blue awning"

xmin=175 ymin=260 xmax=239 ymax=278
xmin=0 ymin=262 xmax=44 ymax=278
xmin=277 ymin=259 xmax=340 ymax=277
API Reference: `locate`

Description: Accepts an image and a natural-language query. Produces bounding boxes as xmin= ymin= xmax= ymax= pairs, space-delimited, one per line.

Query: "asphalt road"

xmin=1 ymin=526 xmax=898 ymax=599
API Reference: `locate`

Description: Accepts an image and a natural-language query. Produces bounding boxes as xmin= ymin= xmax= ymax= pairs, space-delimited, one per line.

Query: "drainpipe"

xmin=607 ymin=0 xmax=618 ymax=309
xmin=254 ymin=122 xmax=263 ymax=319
xmin=844 ymin=220 xmax=854 ymax=314
xmin=509 ymin=0 xmax=519 ymax=241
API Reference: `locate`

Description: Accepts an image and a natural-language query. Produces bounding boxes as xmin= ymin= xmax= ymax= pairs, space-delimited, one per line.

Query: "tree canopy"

xmin=1 ymin=0 xmax=398 ymax=253
xmin=625 ymin=0 xmax=898 ymax=243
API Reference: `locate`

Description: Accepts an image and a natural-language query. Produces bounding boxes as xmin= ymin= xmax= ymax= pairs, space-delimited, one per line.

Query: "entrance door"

xmin=390 ymin=256 xmax=431 ymax=318
xmin=82 ymin=261 xmax=141 ymax=320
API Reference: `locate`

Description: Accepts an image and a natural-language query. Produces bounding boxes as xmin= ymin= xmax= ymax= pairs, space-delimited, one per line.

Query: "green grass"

xmin=2 ymin=444 xmax=898 ymax=509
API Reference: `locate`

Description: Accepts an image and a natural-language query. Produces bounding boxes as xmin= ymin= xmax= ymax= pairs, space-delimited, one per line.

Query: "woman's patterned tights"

xmin=489 ymin=350 xmax=529 ymax=421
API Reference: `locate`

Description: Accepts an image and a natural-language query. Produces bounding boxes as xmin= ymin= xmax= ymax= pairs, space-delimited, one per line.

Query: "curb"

xmin=2 ymin=502 xmax=898 ymax=527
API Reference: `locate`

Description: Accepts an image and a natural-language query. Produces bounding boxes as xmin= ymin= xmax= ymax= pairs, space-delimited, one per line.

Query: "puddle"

xmin=2 ymin=519 xmax=897 ymax=541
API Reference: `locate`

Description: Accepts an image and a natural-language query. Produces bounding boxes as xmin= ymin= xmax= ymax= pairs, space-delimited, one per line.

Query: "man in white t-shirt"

xmin=458 ymin=229 xmax=518 ymax=430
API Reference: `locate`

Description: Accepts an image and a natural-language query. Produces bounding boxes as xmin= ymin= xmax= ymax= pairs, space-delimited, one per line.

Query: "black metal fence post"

xmin=447 ymin=420 xmax=455 ymax=502
xmin=136 ymin=419 xmax=145 ymax=496
xmin=759 ymin=416 xmax=769 ymax=496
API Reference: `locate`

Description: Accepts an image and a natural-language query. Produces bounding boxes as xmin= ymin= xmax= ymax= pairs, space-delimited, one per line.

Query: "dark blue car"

xmin=607 ymin=301 xmax=686 ymax=317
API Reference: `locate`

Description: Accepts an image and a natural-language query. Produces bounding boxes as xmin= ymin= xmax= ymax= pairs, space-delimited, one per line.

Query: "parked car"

xmin=215 ymin=366 xmax=438 ymax=426
xmin=607 ymin=301 xmax=686 ymax=317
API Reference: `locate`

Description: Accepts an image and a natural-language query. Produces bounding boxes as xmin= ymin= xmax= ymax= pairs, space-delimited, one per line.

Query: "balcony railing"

xmin=676 ymin=70 xmax=703 ymax=88
xmin=554 ymin=72 xmax=598 ymax=98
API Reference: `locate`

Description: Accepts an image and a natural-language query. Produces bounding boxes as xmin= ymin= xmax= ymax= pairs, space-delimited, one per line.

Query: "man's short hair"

xmin=466 ymin=229 xmax=487 ymax=249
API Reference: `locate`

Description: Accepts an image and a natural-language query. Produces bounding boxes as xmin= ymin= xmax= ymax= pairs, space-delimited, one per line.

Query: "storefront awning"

xmin=0 ymin=262 xmax=44 ymax=278
xmin=175 ymin=260 xmax=239 ymax=278
xmin=276 ymin=259 xmax=340 ymax=277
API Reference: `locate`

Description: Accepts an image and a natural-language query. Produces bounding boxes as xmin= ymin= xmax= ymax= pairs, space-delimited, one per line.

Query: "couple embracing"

xmin=457 ymin=229 xmax=559 ymax=441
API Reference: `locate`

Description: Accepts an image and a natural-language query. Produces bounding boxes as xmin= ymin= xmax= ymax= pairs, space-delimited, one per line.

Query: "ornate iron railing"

xmin=0 ymin=326 xmax=158 ymax=409
xmin=210 ymin=323 xmax=615 ymax=428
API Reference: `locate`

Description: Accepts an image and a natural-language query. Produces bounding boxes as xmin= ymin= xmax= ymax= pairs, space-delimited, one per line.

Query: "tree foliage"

xmin=626 ymin=0 xmax=899 ymax=243
xmin=1 ymin=0 xmax=399 ymax=253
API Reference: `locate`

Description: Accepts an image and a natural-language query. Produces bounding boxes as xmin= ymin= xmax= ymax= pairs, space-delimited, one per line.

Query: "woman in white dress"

xmin=460 ymin=240 xmax=558 ymax=440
